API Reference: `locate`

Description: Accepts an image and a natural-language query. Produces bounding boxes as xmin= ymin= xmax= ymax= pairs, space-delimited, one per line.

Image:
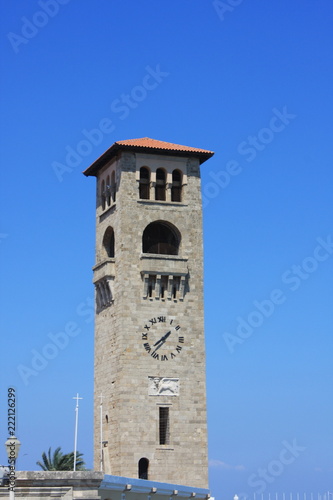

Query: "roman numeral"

xmin=175 ymin=325 xmax=181 ymax=331
xmin=142 ymin=332 xmax=148 ymax=340
xmin=176 ymin=345 xmax=182 ymax=353
xmin=178 ymin=336 xmax=184 ymax=343
xmin=158 ymin=316 xmax=166 ymax=323
xmin=161 ymin=354 xmax=168 ymax=361
xmin=143 ymin=342 xmax=151 ymax=353
xmin=171 ymin=353 xmax=176 ymax=359
xmin=149 ymin=317 xmax=157 ymax=325
xmin=151 ymin=351 xmax=159 ymax=360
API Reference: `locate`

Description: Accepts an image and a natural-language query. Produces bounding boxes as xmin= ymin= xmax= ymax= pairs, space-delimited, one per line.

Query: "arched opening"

xmin=155 ymin=168 xmax=166 ymax=201
xmin=139 ymin=167 xmax=150 ymax=200
xmin=101 ymin=179 xmax=106 ymax=210
xmin=106 ymin=175 xmax=111 ymax=206
xmin=103 ymin=227 xmax=115 ymax=258
xmin=111 ymin=171 xmax=116 ymax=203
xmin=138 ymin=457 xmax=149 ymax=480
xmin=171 ymin=169 xmax=182 ymax=202
xmin=142 ymin=221 xmax=180 ymax=255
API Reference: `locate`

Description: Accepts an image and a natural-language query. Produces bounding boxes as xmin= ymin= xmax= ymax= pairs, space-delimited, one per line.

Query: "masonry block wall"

xmin=84 ymin=139 xmax=214 ymax=488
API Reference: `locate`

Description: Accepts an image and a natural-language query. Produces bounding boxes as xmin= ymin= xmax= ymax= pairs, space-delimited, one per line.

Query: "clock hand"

xmin=152 ymin=340 xmax=165 ymax=353
xmin=153 ymin=331 xmax=171 ymax=347
xmin=161 ymin=330 xmax=171 ymax=342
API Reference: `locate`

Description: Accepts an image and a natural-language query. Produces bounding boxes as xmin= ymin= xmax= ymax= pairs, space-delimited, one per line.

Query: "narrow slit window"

xmin=159 ymin=407 xmax=170 ymax=445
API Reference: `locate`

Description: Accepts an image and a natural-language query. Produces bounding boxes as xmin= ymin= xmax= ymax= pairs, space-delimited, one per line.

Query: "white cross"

xmin=73 ymin=393 xmax=83 ymax=407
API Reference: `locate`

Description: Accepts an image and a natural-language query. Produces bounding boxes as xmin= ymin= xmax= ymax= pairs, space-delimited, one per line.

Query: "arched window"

xmin=138 ymin=457 xmax=149 ymax=480
xmin=155 ymin=168 xmax=166 ymax=201
xmin=139 ymin=167 xmax=150 ymax=199
xmin=101 ymin=180 xmax=106 ymax=210
xmin=171 ymin=169 xmax=182 ymax=202
xmin=111 ymin=171 xmax=116 ymax=203
xmin=103 ymin=227 xmax=115 ymax=258
xmin=106 ymin=175 xmax=111 ymax=206
xmin=143 ymin=221 xmax=180 ymax=255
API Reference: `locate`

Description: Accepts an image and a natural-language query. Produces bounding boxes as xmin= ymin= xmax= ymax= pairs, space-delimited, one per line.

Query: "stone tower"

xmin=83 ymin=137 xmax=214 ymax=488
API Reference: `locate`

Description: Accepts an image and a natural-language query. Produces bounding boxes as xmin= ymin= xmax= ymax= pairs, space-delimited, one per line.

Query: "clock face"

xmin=141 ymin=315 xmax=184 ymax=361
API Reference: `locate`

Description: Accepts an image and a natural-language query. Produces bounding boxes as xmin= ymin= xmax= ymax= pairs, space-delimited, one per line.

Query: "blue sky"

xmin=0 ymin=1 xmax=332 ymax=499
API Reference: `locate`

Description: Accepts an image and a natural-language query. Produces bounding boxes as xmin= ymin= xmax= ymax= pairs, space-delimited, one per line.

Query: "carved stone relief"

xmin=148 ymin=377 xmax=180 ymax=396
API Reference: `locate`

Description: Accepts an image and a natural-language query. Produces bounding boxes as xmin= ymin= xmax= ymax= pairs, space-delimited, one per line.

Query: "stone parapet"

xmin=0 ymin=471 xmax=104 ymax=499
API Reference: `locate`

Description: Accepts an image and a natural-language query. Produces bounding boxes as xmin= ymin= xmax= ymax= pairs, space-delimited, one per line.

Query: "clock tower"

xmin=84 ymin=137 xmax=214 ymax=488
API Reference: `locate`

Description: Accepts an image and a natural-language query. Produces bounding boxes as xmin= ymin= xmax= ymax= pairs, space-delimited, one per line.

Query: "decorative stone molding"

xmin=142 ymin=273 xmax=187 ymax=301
xmin=140 ymin=254 xmax=188 ymax=275
xmin=93 ymin=259 xmax=115 ymax=283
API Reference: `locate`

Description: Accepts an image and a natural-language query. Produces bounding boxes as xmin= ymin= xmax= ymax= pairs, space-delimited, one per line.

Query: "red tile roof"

xmin=83 ymin=137 xmax=214 ymax=176
xmin=115 ymin=137 xmax=214 ymax=155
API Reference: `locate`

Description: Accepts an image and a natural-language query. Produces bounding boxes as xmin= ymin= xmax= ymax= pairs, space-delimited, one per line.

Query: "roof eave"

xmin=83 ymin=144 xmax=214 ymax=177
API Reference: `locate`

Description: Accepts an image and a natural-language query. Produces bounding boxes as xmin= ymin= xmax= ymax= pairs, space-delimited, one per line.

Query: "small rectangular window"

xmin=159 ymin=407 xmax=170 ymax=445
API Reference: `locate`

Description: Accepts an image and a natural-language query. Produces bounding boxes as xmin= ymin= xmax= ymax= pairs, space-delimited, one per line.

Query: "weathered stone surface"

xmin=0 ymin=471 xmax=103 ymax=499
xmin=91 ymin=148 xmax=210 ymax=488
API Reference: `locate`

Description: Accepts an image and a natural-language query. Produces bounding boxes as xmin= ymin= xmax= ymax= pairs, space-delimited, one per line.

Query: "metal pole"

xmin=73 ymin=393 xmax=83 ymax=471
xmin=100 ymin=394 xmax=103 ymax=472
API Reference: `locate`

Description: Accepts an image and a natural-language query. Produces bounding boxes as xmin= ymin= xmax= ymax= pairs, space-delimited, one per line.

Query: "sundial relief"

xmin=148 ymin=377 xmax=180 ymax=396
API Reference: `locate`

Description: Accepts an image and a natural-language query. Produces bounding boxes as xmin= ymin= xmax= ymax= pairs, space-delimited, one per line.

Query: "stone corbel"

xmin=142 ymin=273 xmax=149 ymax=298
xmin=155 ymin=275 xmax=161 ymax=300
xmin=179 ymin=276 xmax=186 ymax=300
xmin=167 ymin=275 xmax=173 ymax=299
